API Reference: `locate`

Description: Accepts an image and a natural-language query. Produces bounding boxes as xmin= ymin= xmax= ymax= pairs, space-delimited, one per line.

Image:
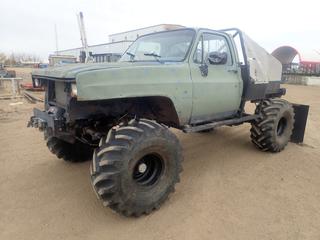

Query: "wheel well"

xmin=131 ymin=96 xmax=180 ymax=127
xmin=69 ymin=96 xmax=181 ymax=128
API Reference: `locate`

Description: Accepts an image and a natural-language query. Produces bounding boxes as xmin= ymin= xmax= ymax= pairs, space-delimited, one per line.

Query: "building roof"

xmin=56 ymin=40 xmax=133 ymax=53
xmin=109 ymin=24 xmax=185 ymax=37
xmin=272 ymin=46 xmax=320 ymax=64
xmin=49 ymin=54 xmax=76 ymax=59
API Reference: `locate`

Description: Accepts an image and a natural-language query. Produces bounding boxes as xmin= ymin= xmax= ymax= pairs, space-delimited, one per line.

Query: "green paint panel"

xmin=77 ymin=63 xmax=193 ymax=125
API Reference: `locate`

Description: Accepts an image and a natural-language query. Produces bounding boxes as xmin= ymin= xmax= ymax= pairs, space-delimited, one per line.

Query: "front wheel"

xmin=90 ymin=118 xmax=183 ymax=217
xmin=250 ymin=99 xmax=295 ymax=152
xmin=47 ymin=137 xmax=93 ymax=162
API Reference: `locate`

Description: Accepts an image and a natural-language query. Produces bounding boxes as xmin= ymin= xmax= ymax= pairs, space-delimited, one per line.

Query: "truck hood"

xmin=32 ymin=62 xmax=138 ymax=79
xmin=32 ymin=62 xmax=125 ymax=79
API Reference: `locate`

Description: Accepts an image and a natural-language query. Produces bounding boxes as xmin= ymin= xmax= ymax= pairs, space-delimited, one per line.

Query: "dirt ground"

xmin=1 ymin=69 xmax=319 ymax=240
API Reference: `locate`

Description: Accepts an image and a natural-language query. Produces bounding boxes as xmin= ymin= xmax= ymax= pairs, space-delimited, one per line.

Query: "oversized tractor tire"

xmin=90 ymin=118 xmax=183 ymax=217
xmin=47 ymin=137 xmax=93 ymax=162
xmin=250 ymin=98 xmax=295 ymax=152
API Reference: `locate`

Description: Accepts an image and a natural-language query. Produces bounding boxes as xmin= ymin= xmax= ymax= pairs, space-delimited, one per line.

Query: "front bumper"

xmin=28 ymin=107 xmax=66 ymax=135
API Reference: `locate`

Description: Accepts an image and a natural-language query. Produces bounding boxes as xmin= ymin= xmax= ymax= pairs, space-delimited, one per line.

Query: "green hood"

xmin=31 ymin=62 xmax=183 ymax=79
xmin=32 ymin=62 xmax=127 ymax=79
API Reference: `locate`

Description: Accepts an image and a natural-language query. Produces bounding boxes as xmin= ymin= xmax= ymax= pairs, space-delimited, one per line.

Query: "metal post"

xmin=11 ymin=78 xmax=16 ymax=97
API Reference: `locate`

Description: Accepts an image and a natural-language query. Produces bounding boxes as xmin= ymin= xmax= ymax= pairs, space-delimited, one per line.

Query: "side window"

xmin=194 ymin=33 xmax=232 ymax=65
xmin=204 ymin=33 xmax=232 ymax=65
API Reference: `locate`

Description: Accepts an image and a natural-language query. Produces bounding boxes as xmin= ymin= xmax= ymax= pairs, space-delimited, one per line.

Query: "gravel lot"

xmin=1 ymin=69 xmax=319 ymax=240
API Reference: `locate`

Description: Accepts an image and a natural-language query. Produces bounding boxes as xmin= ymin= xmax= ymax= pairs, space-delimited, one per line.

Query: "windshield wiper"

xmin=144 ymin=52 xmax=163 ymax=63
xmin=126 ymin=52 xmax=135 ymax=61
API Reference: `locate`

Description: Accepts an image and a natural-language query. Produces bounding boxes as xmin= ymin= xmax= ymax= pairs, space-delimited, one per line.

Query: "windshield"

xmin=119 ymin=29 xmax=195 ymax=62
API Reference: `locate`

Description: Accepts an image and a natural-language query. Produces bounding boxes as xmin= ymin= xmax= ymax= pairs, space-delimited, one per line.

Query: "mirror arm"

xmin=199 ymin=64 xmax=208 ymax=77
xmin=198 ymin=35 xmax=208 ymax=77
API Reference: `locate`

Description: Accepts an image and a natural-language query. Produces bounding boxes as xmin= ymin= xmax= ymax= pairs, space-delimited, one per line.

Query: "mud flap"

xmin=290 ymin=104 xmax=309 ymax=143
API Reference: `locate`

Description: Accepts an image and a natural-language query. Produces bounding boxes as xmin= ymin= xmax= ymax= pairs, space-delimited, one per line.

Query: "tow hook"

xmin=28 ymin=116 xmax=47 ymax=131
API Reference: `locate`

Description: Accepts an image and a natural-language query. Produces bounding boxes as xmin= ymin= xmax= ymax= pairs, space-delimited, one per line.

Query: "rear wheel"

xmin=250 ymin=99 xmax=294 ymax=152
xmin=90 ymin=118 xmax=183 ymax=217
xmin=46 ymin=137 xmax=93 ymax=162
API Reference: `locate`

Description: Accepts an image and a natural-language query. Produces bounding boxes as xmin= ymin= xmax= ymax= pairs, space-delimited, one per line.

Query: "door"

xmin=190 ymin=31 xmax=243 ymax=124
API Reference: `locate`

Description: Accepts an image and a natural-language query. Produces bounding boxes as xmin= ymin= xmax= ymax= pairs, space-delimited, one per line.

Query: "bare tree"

xmin=0 ymin=53 xmax=8 ymax=64
xmin=0 ymin=52 xmax=42 ymax=66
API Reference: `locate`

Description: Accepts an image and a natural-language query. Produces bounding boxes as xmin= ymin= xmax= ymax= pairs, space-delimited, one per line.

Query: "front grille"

xmin=48 ymin=81 xmax=56 ymax=102
xmin=47 ymin=81 xmax=68 ymax=106
xmin=54 ymin=82 xmax=68 ymax=105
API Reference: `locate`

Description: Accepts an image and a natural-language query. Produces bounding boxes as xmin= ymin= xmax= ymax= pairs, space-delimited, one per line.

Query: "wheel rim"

xmin=277 ymin=117 xmax=287 ymax=136
xmin=133 ymin=153 xmax=164 ymax=186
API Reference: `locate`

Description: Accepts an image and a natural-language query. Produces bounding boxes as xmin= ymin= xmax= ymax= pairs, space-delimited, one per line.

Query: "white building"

xmin=109 ymin=24 xmax=184 ymax=43
xmin=56 ymin=24 xmax=184 ymax=63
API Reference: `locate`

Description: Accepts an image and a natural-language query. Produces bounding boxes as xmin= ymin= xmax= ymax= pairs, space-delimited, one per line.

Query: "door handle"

xmin=228 ymin=69 xmax=238 ymax=73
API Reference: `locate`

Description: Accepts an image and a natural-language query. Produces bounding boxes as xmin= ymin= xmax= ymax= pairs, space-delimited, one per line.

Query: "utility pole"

xmin=77 ymin=12 xmax=92 ymax=63
xmin=54 ymin=24 xmax=59 ymax=55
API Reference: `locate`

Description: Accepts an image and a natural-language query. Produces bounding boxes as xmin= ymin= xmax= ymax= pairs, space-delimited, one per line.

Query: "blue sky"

xmin=0 ymin=0 xmax=319 ymax=60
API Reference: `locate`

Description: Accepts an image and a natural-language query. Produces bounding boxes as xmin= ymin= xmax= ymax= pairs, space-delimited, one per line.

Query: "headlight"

xmin=71 ymin=83 xmax=77 ymax=97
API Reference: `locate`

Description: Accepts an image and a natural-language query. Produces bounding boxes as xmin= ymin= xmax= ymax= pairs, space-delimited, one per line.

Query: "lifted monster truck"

xmin=28 ymin=28 xmax=308 ymax=217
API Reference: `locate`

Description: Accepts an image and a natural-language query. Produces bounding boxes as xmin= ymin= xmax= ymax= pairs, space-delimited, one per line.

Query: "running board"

xmin=183 ymin=114 xmax=259 ymax=133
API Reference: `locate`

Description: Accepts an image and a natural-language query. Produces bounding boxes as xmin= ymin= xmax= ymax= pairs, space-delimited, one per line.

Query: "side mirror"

xmin=207 ymin=52 xmax=227 ymax=65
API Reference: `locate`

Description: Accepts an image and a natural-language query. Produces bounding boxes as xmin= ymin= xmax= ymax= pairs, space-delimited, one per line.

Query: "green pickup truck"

xmin=28 ymin=28 xmax=308 ymax=217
